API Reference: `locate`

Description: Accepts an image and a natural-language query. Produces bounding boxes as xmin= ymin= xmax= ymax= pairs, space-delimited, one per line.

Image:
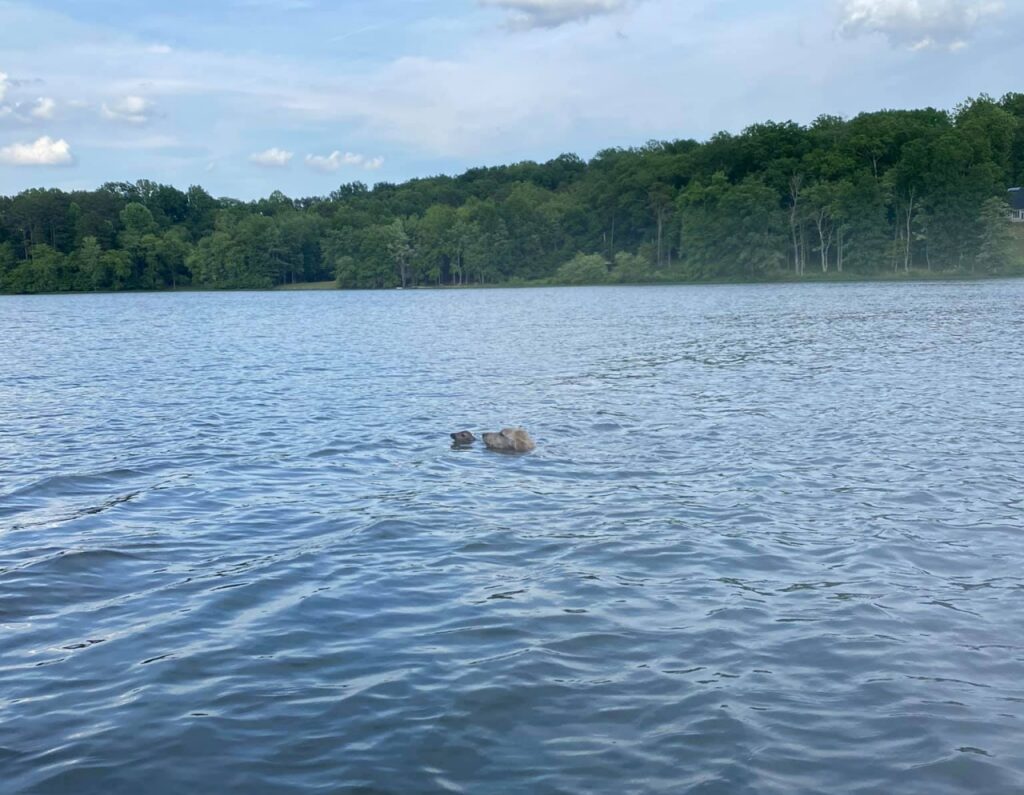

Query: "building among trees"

xmin=1010 ymin=188 xmax=1024 ymax=222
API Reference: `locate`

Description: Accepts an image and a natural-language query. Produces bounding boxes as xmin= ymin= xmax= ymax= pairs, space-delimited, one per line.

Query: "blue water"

xmin=1 ymin=282 xmax=1023 ymax=794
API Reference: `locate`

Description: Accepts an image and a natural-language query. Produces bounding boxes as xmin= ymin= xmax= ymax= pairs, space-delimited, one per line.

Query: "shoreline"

xmin=3 ymin=269 xmax=1022 ymax=297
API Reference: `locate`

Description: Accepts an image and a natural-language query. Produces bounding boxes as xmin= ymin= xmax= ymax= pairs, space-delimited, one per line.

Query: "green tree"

xmin=69 ymin=236 xmax=106 ymax=290
xmin=119 ymin=202 xmax=158 ymax=286
xmin=555 ymin=253 xmax=609 ymax=285
xmin=609 ymin=252 xmax=652 ymax=283
xmin=0 ymin=242 xmax=16 ymax=290
xmin=679 ymin=173 xmax=785 ymax=278
xmin=803 ymin=182 xmax=840 ymax=272
xmin=3 ymin=92 xmax=1023 ymax=294
xmin=975 ymin=198 xmax=1014 ymax=273
xmin=414 ymin=204 xmax=458 ymax=285
xmin=386 ymin=218 xmax=414 ymax=288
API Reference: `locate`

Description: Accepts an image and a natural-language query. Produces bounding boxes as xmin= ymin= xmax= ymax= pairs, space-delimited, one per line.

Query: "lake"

xmin=1 ymin=282 xmax=1023 ymax=794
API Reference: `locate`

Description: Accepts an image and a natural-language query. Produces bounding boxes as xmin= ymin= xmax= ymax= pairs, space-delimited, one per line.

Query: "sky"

xmin=0 ymin=0 xmax=1021 ymax=199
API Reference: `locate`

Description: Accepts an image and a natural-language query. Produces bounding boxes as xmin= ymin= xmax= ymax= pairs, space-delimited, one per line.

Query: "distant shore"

xmin=271 ymin=269 xmax=1024 ymax=292
xmin=3 ymin=269 xmax=1023 ymax=298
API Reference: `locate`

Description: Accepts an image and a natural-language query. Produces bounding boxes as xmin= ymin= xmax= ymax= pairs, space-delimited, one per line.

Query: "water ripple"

xmin=1 ymin=283 xmax=1023 ymax=793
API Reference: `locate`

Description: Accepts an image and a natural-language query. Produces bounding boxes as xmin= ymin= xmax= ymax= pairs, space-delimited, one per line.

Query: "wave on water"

xmin=1 ymin=284 xmax=1023 ymax=794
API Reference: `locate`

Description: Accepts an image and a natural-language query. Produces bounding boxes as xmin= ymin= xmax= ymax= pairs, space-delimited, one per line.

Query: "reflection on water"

xmin=1 ymin=282 xmax=1023 ymax=794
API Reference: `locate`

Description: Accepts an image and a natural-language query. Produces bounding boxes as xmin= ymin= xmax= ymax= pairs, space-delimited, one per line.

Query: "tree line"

xmin=2 ymin=93 xmax=1023 ymax=294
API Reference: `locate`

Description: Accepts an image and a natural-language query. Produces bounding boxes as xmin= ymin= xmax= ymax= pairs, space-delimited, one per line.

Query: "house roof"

xmin=1010 ymin=188 xmax=1024 ymax=211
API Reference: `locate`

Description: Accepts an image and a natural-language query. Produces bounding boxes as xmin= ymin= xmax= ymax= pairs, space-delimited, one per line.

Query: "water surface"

xmin=1 ymin=282 xmax=1023 ymax=794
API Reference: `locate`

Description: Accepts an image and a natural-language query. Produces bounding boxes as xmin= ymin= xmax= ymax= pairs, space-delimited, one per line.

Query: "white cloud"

xmin=0 ymin=136 xmax=73 ymax=166
xmin=837 ymin=0 xmax=1004 ymax=50
xmin=250 ymin=147 xmax=294 ymax=166
xmin=304 ymin=150 xmax=374 ymax=172
xmin=282 ymin=51 xmax=596 ymax=158
xmin=479 ymin=0 xmax=631 ymax=29
xmin=0 ymin=72 xmax=8 ymax=103
xmin=0 ymin=97 xmax=57 ymax=123
xmin=305 ymin=151 xmax=344 ymax=171
xmin=148 ymin=44 xmax=173 ymax=55
xmin=30 ymin=97 xmax=56 ymax=120
xmin=101 ymin=95 xmax=154 ymax=124
xmin=2 ymin=0 xmax=1023 ymax=196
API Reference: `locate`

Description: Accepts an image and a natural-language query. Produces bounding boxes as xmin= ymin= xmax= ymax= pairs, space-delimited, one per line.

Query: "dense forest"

xmin=2 ymin=93 xmax=1024 ymax=294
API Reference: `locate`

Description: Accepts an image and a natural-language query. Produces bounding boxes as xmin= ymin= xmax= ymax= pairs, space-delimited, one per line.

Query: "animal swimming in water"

xmin=450 ymin=430 xmax=477 ymax=446
xmin=482 ymin=428 xmax=536 ymax=453
xmin=449 ymin=428 xmax=536 ymax=452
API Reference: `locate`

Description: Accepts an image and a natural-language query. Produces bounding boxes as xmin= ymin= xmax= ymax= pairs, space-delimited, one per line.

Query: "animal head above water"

xmin=450 ymin=430 xmax=477 ymax=446
xmin=482 ymin=428 xmax=536 ymax=453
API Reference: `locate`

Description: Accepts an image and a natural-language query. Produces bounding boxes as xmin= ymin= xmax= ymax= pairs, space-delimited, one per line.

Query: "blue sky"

xmin=0 ymin=0 xmax=1021 ymax=198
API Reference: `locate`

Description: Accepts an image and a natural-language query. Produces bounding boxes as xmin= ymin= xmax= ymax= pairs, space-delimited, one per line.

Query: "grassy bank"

xmin=6 ymin=268 xmax=1023 ymax=298
xmin=274 ymin=281 xmax=337 ymax=291
xmin=271 ymin=269 xmax=1024 ymax=293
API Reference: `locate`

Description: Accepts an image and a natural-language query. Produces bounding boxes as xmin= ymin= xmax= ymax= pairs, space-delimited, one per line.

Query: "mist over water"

xmin=2 ymin=282 xmax=1023 ymax=794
